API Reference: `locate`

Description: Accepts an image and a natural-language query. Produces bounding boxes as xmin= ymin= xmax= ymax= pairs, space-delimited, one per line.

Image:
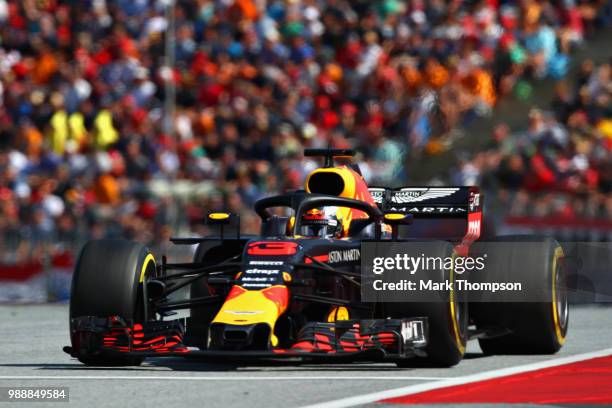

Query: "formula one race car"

xmin=65 ymin=149 xmax=568 ymax=367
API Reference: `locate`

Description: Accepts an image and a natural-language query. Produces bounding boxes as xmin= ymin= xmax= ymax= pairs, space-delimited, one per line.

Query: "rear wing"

xmin=368 ymin=186 xmax=482 ymax=253
xmin=368 ymin=186 xmax=482 ymax=218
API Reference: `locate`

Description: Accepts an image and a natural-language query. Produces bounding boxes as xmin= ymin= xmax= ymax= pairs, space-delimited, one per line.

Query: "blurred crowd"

xmin=453 ymin=57 xmax=611 ymax=223
xmin=0 ymin=0 xmax=611 ymax=261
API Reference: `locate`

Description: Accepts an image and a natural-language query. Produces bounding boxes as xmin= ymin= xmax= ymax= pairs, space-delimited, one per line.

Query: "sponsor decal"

xmin=467 ymin=218 xmax=481 ymax=238
xmin=464 ymin=212 xmax=482 ymax=242
xmin=390 ymin=206 xmax=466 ymax=213
xmin=241 ymin=267 xmax=282 ymax=288
xmin=241 ymin=277 xmax=275 ymax=282
xmin=328 ymin=249 xmax=360 ymax=263
xmin=248 ymin=260 xmax=284 ymax=266
xmin=392 ymin=188 xmax=459 ymax=204
xmin=369 ymin=188 xmax=385 ymax=204
xmin=401 ymin=320 xmax=426 ymax=344
xmin=469 ymin=192 xmax=481 ymax=212
xmin=241 ymin=283 xmax=273 ymax=288
xmin=370 ymin=187 xmax=461 ymax=205
xmin=244 ymin=268 xmax=279 ymax=275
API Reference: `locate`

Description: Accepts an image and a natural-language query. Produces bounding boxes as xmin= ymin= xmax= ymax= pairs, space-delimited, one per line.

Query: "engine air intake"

xmin=307 ymin=172 xmax=345 ymax=196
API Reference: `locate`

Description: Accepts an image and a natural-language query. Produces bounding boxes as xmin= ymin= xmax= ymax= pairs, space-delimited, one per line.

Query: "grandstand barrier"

xmin=0 ymin=252 xmax=73 ymax=303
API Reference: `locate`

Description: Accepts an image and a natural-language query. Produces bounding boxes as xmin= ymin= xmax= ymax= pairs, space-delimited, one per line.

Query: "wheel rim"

xmin=449 ymin=285 xmax=468 ymax=354
xmin=555 ymin=262 xmax=569 ymax=331
xmin=449 ymin=253 xmax=467 ymax=353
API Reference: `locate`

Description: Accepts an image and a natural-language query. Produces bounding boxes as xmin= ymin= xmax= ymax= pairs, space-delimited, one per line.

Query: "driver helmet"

xmin=299 ymin=208 xmax=343 ymax=238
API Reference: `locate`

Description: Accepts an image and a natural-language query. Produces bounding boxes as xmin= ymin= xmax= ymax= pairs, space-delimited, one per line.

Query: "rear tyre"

xmin=70 ymin=240 xmax=156 ymax=366
xmin=383 ymin=241 xmax=468 ymax=367
xmin=472 ymin=236 xmax=568 ymax=355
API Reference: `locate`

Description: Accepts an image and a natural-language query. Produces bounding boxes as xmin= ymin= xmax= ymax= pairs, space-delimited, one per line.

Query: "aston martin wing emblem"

xmin=391 ymin=188 xmax=460 ymax=203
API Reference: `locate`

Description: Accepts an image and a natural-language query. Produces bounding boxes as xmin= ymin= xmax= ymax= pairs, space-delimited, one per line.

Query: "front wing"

xmin=65 ymin=316 xmax=429 ymax=362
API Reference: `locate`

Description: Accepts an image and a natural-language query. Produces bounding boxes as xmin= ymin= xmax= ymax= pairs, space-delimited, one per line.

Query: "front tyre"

xmin=70 ymin=240 xmax=156 ymax=366
xmin=383 ymin=241 xmax=468 ymax=367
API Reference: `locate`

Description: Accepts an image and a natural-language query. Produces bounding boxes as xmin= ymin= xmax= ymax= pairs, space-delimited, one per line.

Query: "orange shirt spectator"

xmin=32 ymin=51 xmax=58 ymax=85
xmin=461 ymin=68 xmax=497 ymax=107
xmin=424 ymin=59 xmax=449 ymax=89
xmin=93 ymin=174 xmax=120 ymax=205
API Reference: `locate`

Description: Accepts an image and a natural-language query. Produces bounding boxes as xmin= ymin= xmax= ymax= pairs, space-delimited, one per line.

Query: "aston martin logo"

xmin=391 ymin=188 xmax=460 ymax=203
xmin=369 ymin=188 xmax=385 ymax=204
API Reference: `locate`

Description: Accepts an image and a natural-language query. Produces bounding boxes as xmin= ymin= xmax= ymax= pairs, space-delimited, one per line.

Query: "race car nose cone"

xmin=209 ymin=323 xmax=272 ymax=351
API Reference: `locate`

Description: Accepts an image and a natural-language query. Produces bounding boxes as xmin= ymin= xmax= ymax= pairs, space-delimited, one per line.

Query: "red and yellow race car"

xmin=65 ymin=148 xmax=568 ymax=367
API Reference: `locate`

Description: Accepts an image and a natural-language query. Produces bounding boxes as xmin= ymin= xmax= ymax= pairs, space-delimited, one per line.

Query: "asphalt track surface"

xmin=0 ymin=304 xmax=611 ymax=408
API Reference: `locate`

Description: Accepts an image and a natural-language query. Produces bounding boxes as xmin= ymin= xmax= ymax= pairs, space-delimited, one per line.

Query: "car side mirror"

xmin=383 ymin=213 xmax=413 ymax=240
xmin=206 ymin=212 xmax=240 ymax=238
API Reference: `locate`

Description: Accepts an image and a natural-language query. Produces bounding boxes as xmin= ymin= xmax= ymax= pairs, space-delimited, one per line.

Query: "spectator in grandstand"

xmin=462 ymin=57 xmax=611 ymax=222
xmin=0 ymin=0 xmax=610 ymax=260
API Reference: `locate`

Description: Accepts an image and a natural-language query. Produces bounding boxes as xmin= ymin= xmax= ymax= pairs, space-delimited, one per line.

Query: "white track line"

xmin=299 ymin=347 xmax=612 ymax=408
xmin=0 ymin=376 xmax=450 ymax=381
